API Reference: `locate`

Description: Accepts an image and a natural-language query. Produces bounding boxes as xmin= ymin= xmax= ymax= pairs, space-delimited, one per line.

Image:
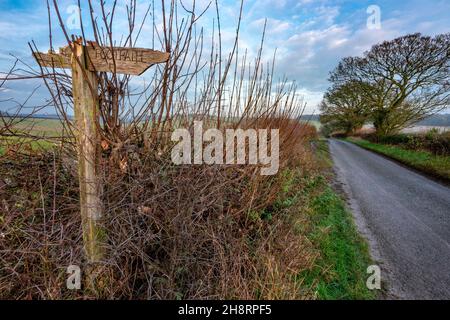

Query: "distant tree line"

xmin=320 ymin=33 xmax=450 ymax=137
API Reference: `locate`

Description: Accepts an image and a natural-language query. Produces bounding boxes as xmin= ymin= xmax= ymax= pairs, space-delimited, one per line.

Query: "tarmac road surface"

xmin=329 ymin=139 xmax=450 ymax=299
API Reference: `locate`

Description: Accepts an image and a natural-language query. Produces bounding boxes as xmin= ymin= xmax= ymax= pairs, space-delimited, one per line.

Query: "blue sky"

xmin=1 ymin=0 xmax=449 ymax=114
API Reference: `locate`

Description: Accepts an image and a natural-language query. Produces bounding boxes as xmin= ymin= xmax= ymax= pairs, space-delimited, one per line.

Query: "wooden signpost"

xmin=34 ymin=38 xmax=169 ymax=262
xmin=34 ymin=42 xmax=170 ymax=75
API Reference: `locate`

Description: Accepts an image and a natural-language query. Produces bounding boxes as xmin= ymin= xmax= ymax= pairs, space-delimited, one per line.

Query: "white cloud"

xmin=251 ymin=18 xmax=291 ymax=35
xmin=1 ymin=0 xmax=450 ymax=115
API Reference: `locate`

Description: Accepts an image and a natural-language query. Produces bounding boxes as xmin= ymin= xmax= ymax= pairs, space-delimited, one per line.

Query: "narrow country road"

xmin=329 ymin=139 xmax=450 ymax=300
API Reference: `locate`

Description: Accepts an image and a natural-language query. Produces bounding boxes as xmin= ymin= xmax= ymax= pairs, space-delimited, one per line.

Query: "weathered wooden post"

xmin=71 ymin=40 xmax=104 ymax=262
xmin=33 ymin=39 xmax=170 ymax=263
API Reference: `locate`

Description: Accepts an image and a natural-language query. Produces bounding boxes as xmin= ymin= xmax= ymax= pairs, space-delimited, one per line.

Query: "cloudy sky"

xmin=0 ymin=0 xmax=449 ymax=115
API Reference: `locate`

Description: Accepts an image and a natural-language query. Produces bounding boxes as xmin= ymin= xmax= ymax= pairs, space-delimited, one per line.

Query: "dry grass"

xmin=0 ymin=121 xmax=320 ymax=300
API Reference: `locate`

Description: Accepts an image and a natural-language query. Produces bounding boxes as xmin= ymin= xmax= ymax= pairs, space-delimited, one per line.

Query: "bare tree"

xmin=330 ymin=33 xmax=450 ymax=136
xmin=320 ymin=81 xmax=371 ymax=135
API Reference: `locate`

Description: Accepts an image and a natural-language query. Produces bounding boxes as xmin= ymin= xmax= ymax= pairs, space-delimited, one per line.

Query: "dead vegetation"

xmin=0 ymin=122 xmax=320 ymax=299
xmin=0 ymin=1 xmax=321 ymax=299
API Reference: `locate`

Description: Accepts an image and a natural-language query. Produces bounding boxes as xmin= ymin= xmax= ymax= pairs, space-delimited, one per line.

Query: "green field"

xmin=1 ymin=117 xmax=321 ymax=155
xmin=3 ymin=117 xmax=64 ymax=136
xmin=0 ymin=118 xmax=64 ymax=155
xmin=301 ymin=120 xmax=321 ymax=130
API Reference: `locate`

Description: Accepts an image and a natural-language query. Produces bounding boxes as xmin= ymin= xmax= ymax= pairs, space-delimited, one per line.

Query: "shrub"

xmin=423 ymin=132 xmax=450 ymax=156
xmin=0 ymin=121 xmax=320 ymax=300
xmin=379 ymin=134 xmax=410 ymax=145
xmin=373 ymin=131 xmax=450 ymax=156
xmin=425 ymin=128 xmax=440 ymax=140
xmin=0 ymin=0 xmax=323 ymax=300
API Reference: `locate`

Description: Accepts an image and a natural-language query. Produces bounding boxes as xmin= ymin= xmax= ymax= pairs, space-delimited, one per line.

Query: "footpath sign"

xmin=34 ymin=42 xmax=170 ymax=75
xmin=34 ymin=38 xmax=169 ymax=262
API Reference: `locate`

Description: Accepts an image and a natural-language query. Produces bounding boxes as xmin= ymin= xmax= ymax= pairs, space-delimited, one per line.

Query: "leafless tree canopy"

xmin=320 ymin=81 xmax=372 ymax=135
xmin=327 ymin=33 xmax=450 ymax=136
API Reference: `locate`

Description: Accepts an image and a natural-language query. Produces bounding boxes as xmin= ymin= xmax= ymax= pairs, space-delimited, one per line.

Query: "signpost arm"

xmin=71 ymin=41 xmax=104 ymax=263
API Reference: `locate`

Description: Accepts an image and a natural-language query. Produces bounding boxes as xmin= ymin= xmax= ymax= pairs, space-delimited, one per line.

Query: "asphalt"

xmin=329 ymin=139 xmax=450 ymax=300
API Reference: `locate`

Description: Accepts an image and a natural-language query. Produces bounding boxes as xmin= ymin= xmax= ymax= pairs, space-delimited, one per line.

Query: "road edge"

xmin=327 ymin=139 xmax=407 ymax=300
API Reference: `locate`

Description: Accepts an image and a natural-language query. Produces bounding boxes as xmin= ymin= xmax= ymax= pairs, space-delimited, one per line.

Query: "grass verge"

xmin=300 ymin=177 xmax=375 ymax=299
xmin=346 ymin=137 xmax=450 ymax=182
xmin=278 ymin=140 xmax=375 ymax=300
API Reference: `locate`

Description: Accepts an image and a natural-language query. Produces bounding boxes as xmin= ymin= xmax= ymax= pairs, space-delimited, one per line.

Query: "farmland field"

xmin=3 ymin=117 xmax=64 ymax=136
xmin=301 ymin=120 xmax=321 ymax=130
xmin=5 ymin=117 xmax=322 ymax=135
xmin=0 ymin=118 xmax=65 ymax=155
xmin=401 ymin=126 xmax=450 ymax=134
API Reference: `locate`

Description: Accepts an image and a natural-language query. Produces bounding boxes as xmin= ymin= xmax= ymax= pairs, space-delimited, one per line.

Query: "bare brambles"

xmin=0 ymin=122 xmax=319 ymax=299
xmin=0 ymin=1 xmax=319 ymax=299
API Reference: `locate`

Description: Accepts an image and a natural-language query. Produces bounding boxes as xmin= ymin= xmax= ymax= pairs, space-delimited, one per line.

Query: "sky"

xmin=0 ymin=0 xmax=449 ymax=115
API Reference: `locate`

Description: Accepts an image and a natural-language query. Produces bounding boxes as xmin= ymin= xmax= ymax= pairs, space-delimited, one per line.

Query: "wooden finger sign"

xmin=86 ymin=43 xmax=170 ymax=75
xmin=34 ymin=42 xmax=170 ymax=75
xmin=33 ymin=50 xmax=71 ymax=69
